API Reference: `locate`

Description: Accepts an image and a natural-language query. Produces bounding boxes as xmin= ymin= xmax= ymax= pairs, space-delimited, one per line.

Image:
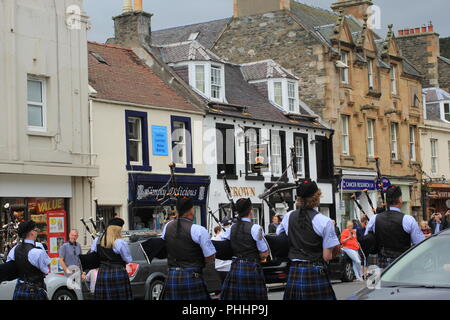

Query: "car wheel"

xmin=52 ymin=288 xmax=77 ymax=301
xmin=148 ymin=280 xmax=164 ymax=300
xmin=341 ymin=261 xmax=355 ymax=282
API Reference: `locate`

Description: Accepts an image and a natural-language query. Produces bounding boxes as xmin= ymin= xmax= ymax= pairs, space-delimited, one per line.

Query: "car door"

xmin=0 ymin=280 xmax=16 ymax=300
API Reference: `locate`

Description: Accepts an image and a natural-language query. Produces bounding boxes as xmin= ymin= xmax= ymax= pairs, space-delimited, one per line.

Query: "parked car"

xmin=349 ymin=229 xmax=450 ymax=300
xmin=0 ymin=259 xmax=83 ymax=300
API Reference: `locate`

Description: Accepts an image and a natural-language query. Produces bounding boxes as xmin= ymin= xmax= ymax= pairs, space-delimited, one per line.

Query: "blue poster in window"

xmin=152 ymin=125 xmax=168 ymax=156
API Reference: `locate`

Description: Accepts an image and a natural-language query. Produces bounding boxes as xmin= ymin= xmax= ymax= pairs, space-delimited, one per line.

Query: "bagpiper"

xmin=90 ymin=217 xmax=133 ymax=300
xmin=277 ymin=180 xmax=340 ymax=300
xmin=162 ymin=197 xmax=216 ymax=300
xmin=364 ymin=185 xmax=424 ymax=268
xmin=7 ymin=221 xmax=50 ymax=300
xmin=220 ymin=198 xmax=269 ymax=300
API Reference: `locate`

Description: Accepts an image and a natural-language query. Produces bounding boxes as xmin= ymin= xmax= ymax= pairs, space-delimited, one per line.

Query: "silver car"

xmin=0 ymin=259 xmax=83 ymax=300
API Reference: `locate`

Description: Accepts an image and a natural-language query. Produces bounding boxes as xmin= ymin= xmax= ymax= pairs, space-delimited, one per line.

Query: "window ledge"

xmin=340 ymin=155 xmax=355 ymax=162
xmin=217 ymin=174 xmax=238 ymax=180
xmin=367 ymin=157 xmax=377 ymax=163
xmin=27 ymin=131 xmax=55 ymax=137
xmin=174 ymin=167 xmax=196 ymax=174
xmin=410 ymin=161 xmax=421 ymax=166
xmin=391 ymin=160 xmax=403 ymax=165
xmin=340 ymin=83 xmax=353 ymax=89
xmin=126 ymin=165 xmax=152 ymax=172
xmin=391 ymin=94 xmax=401 ymax=99
xmin=245 ymin=175 xmax=265 ymax=181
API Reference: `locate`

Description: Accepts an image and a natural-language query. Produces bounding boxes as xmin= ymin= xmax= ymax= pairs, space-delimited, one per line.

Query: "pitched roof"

xmin=87 ymin=42 xmax=201 ymax=112
xmin=152 ymin=18 xmax=231 ymax=49
xmin=156 ymin=41 xmax=224 ymax=64
xmin=424 ymin=87 xmax=450 ymax=103
xmin=438 ymin=55 xmax=450 ymax=65
xmin=240 ymin=60 xmax=299 ymax=81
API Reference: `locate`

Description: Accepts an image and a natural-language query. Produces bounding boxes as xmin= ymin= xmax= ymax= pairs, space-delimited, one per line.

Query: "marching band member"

xmin=90 ymin=217 xmax=133 ymax=300
xmin=364 ymin=186 xmax=424 ymax=268
xmin=277 ymin=180 xmax=340 ymax=300
xmin=162 ymin=197 xmax=216 ymax=300
xmin=220 ymin=198 xmax=269 ymax=300
xmin=7 ymin=221 xmax=50 ymax=300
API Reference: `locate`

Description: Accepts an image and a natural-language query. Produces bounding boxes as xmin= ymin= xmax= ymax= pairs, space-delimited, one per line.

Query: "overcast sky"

xmin=84 ymin=0 xmax=450 ymax=43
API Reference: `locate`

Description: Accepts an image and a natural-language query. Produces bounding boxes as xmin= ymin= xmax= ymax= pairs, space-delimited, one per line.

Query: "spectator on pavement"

xmin=268 ymin=215 xmax=282 ymax=234
xmin=212 ymin=218 xmax=233 ymax=285
xmin=428 ymin=212 xmax=449 ymax=234
xmin=59 ymin=229 xmax=82 ymax=276
xmin=420 ymin=221 xmax=432 ymax=239
xmin=340 ymin=221 xmax=363 ymax=281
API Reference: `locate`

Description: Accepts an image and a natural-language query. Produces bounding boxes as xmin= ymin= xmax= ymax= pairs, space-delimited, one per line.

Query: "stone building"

xmin=397 ymin=24 xmax=450 ymax=218
xmin=101 ymin=0 xmax=335 ymax=231
xmin=0 ymin=0 xmax=98 ymax=260
xmin=153 ymin=0 xmax=425 ymax=225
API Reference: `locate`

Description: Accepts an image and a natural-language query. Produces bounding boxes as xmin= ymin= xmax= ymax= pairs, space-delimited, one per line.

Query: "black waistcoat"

xmin=375 ymin=210 xmax=411 ymax=258
xmin=230 ymin=221 xmax=260 ymax=260
xmin=15 ymin=242 xmax=45 ymax=286
xmin=165 ymin=218 xmax=205 ymax=268
xmin=97 ymin=239 xmax=126 ymax=267
xmin=288 ymin=208 xmax=324 ymax=262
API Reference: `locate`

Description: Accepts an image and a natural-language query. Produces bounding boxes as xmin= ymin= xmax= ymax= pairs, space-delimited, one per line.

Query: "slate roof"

xmin=157 ymin=41 xmax=224 ymax=64
xmin=424 ymin=87 xmax=450 ymax=103
xmin=152 ymin=18 xmax=231 ymax=49
xmin=438 ymin=55 xmax=450 ymax=65
xmin=240 ymin=60 xmax=298 ymax=81
xmin=87 ymin=42 xmax=201 ymax=113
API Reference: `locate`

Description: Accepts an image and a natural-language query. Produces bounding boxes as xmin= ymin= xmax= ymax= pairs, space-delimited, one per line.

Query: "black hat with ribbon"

xmin=108 ymin=217 xmax=125 ymax=227
xmin=297 ymin=179 xmax=319 ymax=198
xmin=236 ymin=198 xmax=252 ymax=216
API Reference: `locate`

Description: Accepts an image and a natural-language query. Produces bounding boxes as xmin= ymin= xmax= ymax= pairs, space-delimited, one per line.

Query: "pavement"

xmin=268 ymin=281 xmax=367 ymax=300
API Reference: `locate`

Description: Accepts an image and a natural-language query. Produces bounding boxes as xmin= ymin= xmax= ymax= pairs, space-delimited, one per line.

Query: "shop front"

xmin=127 ymin=174 xmax=210 ymax=232
xmin=426 ymin=184 xmax=450 ymax=216
xmin=0 ymin=174 xmax=73 ymax=273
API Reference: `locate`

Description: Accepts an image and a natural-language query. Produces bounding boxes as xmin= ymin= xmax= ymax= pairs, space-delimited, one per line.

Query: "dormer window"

xmin=444 ymin=103 xmax=450 ymax=122
xmin=390 ymin=64 xmax=398 ymax=95
xmin=189 ymin=62 xmax=225 ymax=102
xmin=268 ymin=79 xmax=300 ymax=114
xmin=368 ymin=58 xmax=375 ymax=90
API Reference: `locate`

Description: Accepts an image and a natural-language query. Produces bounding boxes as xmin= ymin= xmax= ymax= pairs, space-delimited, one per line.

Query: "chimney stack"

xmin=233 ymin=0 xmax=290 ymax=18
xmin=109 ymin=0 xmax=152 ymax=48
xmin=397 ymin=22 xmax=437 ymax=37
xmin=331 ymin=0 xmax=373 ymax=22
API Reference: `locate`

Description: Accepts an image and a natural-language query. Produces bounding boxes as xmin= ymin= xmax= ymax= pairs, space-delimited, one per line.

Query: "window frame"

xmin=431 ymin=139 xmax=438 ymax=174
xmin=268 ymin=78 xmax=300 ymax=114
xmin=216 ymin=123 xmax=236 ymax=178
xmin=125 ymin=110 xmax=151 ymax=171
xmin=293 ymin=133 xmax=310 ymax=179
xmin=390 ymin=64 xmax=398 ymax=95
xmin=367 ymin=119 xmax=375 ymax=158
xmin=190 ymin=62 xmax=226 ymax=102
xmin=367 ymin=58 xmax=375 ymax=90
xmin=443 ymin=103 xmax=450 ymax=123
xmin=390 ymin=122 xmax=399 ymax=160
xmin=244 ymin=127 xmax=261 ymax=176
xmin=128 ymin=117 xmax=143 ymax=166
xmin=287 ymin=81 xmax=296 ymax=112
xmin=27 ymin=76 xmax=47 ymax=132
xmin=341 ymin=115 xmax=350 ymax=156
xmin=340 ymin=51 xmax=350 ymax=84
xmin=170 ymin=116 xmax=195 ymax=174
xmin=409 ymin=126 xmax=416 ymax=161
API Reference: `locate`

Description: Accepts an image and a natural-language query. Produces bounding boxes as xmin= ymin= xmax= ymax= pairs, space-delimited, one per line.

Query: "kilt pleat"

xmin=94 ymin=265 xmax=133 ymax=300
xmin=163 ymin=268 xmax=210 ymax=300
xmin=13 ymin=281 xmax=48 ymax=300
xmin=283 ymin=264 xmax=336 ymax=300
xmin=220 ymin=260 xmax=268 ymax=300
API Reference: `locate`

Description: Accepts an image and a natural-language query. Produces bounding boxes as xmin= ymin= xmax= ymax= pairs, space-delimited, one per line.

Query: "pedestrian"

xmin=340 ymin=221 xmax=364 ymax=281
xmin=419 ymin=221 xmax=432 ymax=239
xmin=59 ymin=229 xmax=82 ymax=276
xmin=162 ymin=197 xmax=216 ymax=300
xmin=220 ymin=198 xmax=269 ymax=300
xmin=277 ymin=180 xmax=340 ymax=300
xmin=428 ymin=212 xmax=449 ymax=234
xmin=6 ymin=221 xmax=50 ymax=300
xmin=268 ymin=215 xmax=282 ymax=234
xmin=90 ymin=217 xmax=133 ymax=300
xmin=364 ymin=186 xmax=424 ymax=269
xmin=211 ymin=218 xmax=233 ymax=285
xmin=83 ymin=268 xmax=98 ymax=297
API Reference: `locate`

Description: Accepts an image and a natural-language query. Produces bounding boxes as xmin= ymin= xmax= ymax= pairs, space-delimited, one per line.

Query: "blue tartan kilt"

xmin=368 ymin=254 xmax=378 ymax=266
xmin=13 ymin=281 xmax=48 ymax=300
xmin=220 ymin=259 xmax=268 ymax=301
xmin=94 ymin=265 xmax=133 ymax=300
xmin=163 ymin=267 xmax=210 ymax=300
xmin=283 ymin=263 xmax=336 ymax=300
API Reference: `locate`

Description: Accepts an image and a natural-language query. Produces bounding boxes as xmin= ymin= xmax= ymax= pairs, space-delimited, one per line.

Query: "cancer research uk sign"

xmin=341 ymin=179 xmax=376 ymax=191
xmin=152 ymin=125 xmax=168 ymax=156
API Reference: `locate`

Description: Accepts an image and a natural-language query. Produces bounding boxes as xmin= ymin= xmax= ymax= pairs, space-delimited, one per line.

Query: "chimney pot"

xmin=134 ymin=0 xmax=143 ymax=11
xmin=398 ymin=30 xmax=404 ymax=36
xmin=123 ymin=0 xmax=132 ymax=13
xmin=422 ymin=25 xmax=427 ymax=33
xmin=404 ymin=29 xmax=410 ymax=35
xmin=410 ymin=28 xmax=415 ymax=34
xmin=428 ymin=24 xmax=434 ymax=33
xmin=415 ymin=27 xmax=420 ymax=34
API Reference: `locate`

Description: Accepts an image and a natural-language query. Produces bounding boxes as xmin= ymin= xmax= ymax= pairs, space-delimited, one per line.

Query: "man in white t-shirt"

xmin=211 ymin=218 xmax=233 ymax=284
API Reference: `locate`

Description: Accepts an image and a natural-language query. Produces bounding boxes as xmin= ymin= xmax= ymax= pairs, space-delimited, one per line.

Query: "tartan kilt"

xmin=368 ymin=254 xmax=378 ymax=266
xmin=283 ymin=263 xmax=336 ymax=300
xmin=220 ymin=260 xmax=268 ymax=301
xmin=13 ymin=281 xmax=48 ymax=300
xmin=94 ymin=265 xmax=133 ymax=300
xmin=163 ymin=268 xmax=210 ymax=300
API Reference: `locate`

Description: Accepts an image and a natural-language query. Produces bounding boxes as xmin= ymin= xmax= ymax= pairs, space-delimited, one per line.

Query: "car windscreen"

xmin=381 ymin=235 xmax=450 ymax=287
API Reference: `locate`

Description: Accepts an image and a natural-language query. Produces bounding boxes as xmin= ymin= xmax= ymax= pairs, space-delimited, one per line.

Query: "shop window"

xmin=125 ymin=110 xmax=151 ymax=171
xmin=216 ymin=123 xmax=236 ymax=177
xmin=171 ymin=116 xmax=195 ymax=173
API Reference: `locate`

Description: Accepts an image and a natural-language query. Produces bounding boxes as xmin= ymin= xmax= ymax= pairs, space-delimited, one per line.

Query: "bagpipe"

xmin=0 ymin=203 xmax=20 ymax=259
xmin=374 ymin=156 xmax=386 ymax=212
xmin=79 ymin=199 xmax=106 ymax=241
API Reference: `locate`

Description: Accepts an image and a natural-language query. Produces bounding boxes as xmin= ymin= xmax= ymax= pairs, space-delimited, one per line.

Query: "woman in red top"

xmin=340 ymin=221 xmax=363 ymax=281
